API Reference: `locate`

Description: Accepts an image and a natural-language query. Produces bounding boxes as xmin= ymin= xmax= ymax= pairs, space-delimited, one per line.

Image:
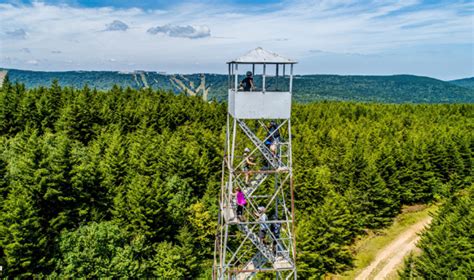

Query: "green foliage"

xmin=0 ymin=80 xmax=20 ymax=135
xmin=297 ymin=191 xmax=357 ymax=278
xmin=53 ymin=221 xmax=153 ymax=278
xmin=0 ymin=187 xmax=50 ymax=277
xmin=188 ymin=201 xmax=218 ymax=257
xmin=0 ymin=81 xmax=471 ymax=278
xmin=400 ymin=186 xmax=474 ymax=279
xmin=0 ymin=137 xmax=7 ymax=202
xmin=292 ymin=102 xmax=473 ymax=275
xmin=0 ymin=83 xmax=225 ymax=277
xmin=152 ymin=241 xmax=188 ymax=278
xmin=56 ymin=85 xmax=99 ymax=143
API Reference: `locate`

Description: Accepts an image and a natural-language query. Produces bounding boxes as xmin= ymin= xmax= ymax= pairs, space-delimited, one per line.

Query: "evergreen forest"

xmin=400 ymin=185 xmax=473 ymax=279
xmin=0 ymin=77 xmax=472 ymax=278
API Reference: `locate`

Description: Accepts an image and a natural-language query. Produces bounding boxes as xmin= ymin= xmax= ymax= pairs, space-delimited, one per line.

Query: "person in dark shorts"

xmin=240 ymin=71 xmax=255 ymax=91
xmin=270 ymin=214 xmax=281 ymax=254
xmin=263 ymin=121 xmax=280 ymax=169
xmin=235 ymin=187 xmax=246 ymax=221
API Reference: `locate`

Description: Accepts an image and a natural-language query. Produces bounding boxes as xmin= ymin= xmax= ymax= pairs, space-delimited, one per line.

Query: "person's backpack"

xmin=269 ymin=125 xmax=280 ymax=139
xmin=271 ymin=221 xmax=281 ymax=236
xmin=242 ymin=77 xmax=252 ymax=90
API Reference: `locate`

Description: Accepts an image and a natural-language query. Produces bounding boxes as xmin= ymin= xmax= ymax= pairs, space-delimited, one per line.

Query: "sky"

xmin=0 ymin=0 xmax=473 ymax=80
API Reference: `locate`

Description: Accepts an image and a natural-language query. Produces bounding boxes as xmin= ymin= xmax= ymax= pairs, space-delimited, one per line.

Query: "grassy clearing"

xmin=330 ymin=203 xmax=439 ymax=280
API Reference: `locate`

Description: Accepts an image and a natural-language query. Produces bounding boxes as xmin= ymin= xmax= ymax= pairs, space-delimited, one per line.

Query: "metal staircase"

xmin=235 ymin=253 xmax=267 ymax=280
xmin=236 ymin=119 xmax=282 ymax=169
xmin=238 ymin=223 xmax=274 ymax=261
xmin=247 ymin=173 xmax=267 ymax=196
xmin=226 ymin=194 xmax=293 ymax=274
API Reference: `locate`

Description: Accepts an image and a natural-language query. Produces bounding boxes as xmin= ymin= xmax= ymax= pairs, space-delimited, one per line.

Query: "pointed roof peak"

xmin=228 ymin=47 xmax=297 ymax=64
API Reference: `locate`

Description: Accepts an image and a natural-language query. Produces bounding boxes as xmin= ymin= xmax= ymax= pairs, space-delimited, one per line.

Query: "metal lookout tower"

xmin=213 ymin=48 xmax=297 ymax=279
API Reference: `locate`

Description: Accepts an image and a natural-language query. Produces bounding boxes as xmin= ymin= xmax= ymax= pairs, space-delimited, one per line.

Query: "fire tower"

xmin=213 ymin=48 xmax=297 ymax=279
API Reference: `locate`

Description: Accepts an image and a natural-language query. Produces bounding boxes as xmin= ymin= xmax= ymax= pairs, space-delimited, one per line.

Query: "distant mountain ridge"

xmin=2 ymin=68 xmax=473 ymax=103
xmin=449 ymin=77 xmax=474 ymax=89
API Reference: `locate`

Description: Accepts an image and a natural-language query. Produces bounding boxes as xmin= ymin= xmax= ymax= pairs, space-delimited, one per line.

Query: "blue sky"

xmin=5 ymin=0 xmax=283 ymax=9
xmin=0 ymin=0 xmax=473 ymax=79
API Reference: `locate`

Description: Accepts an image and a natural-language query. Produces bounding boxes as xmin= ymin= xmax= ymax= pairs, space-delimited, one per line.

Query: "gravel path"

xmin=355 ymin=217 xmax=432 ymax=280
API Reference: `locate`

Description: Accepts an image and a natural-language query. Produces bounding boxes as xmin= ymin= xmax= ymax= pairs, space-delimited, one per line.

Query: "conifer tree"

xmin=36 ymin=81 xmax=62 ymax=133
xmin=98 ymin=128 xmax=128 ymax=196
xmin=70 ymin=139 xmax=109 ymax=222
xmin=0 ymin=78 xmax=20 ymax=135
xmin=176 ymin=225 xmax=200 ymax=278
xmin=16 ymin=87 xmax=39 ymax=131
xmin=295 ymin=165 xmax=334 ymax=211
xmin=36 ymin=133 xmax=76 ymax=232
xmin=56 ymin=85 xmax=98 ymax=143
xmin=400 ymin=187 xmax=474 ymax=279
xmin=152 ymin=241 xmax=187 ymax=278
xmin=188 ymin=201 xmax=217 ymax=257
xmin=0 ymin=187 xmax=50 ymax=277
xmin=376 ymin=147 xmax=402 ymax=202
xmin=0 ymin=137 xmax=8 ymax=202
xmin=298 ymin=191 xmax=357 ymax=278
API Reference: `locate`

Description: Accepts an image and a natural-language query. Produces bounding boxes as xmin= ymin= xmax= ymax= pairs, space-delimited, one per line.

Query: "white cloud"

xmin=5 ymin=28 xmax=27 ymax=39
xmin=147 ymin=24 xmax=210 ymax=39
xmin=0 ymin=0 xmax=472 ymax=79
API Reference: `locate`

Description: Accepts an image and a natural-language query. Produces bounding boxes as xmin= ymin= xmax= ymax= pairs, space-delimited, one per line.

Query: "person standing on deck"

xmin=240 ymin=71 xmax=255 ymax=91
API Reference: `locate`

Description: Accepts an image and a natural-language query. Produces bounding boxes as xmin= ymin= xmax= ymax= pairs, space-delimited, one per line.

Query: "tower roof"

xmin=228 ymin=47 xmax=297 ymax=64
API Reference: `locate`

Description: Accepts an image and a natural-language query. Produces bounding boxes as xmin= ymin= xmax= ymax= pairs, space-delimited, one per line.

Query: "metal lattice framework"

xmin=213 ymin=48 xmax=297 ymax=280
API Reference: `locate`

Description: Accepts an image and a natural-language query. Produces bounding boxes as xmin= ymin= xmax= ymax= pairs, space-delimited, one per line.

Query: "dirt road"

xmin=355 ymin=217 xmax=432 ymax=280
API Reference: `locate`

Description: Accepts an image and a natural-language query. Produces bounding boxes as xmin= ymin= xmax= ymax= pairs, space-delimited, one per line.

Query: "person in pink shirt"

xmin=235 ymin=187 xmax=247 ymax=221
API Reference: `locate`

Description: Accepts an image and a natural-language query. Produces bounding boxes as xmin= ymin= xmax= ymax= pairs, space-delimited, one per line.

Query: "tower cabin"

xmin=227 ymin=47 xmax=297 ymax=119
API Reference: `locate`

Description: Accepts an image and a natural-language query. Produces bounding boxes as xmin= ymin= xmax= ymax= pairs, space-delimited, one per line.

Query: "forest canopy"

xmin=0 ymin=78 xmax=472 ymax=278
xmin=400 ymin=185 xmax=474 ymax=279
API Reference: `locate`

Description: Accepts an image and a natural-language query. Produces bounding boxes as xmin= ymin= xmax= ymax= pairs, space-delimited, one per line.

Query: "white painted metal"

xmin=289 ymin=65 xmax=293 ymax=93
xmin=228 ymin=90 xmax=291 ymax=119
xmin=263 ymin=64 xmax=266 ymax=93
xmin=215 ymin=48 xmax=297 ymax=280
xmin=228 ymin=47 xmax=296 ymax=64
xmin=234 ymin=64 xmax=239 ymax=91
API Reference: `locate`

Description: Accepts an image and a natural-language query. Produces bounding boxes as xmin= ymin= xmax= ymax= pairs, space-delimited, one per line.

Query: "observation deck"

xmin=227 ymin=47 xmax=297 ymax=120
xmin=228 ymin=90 xmax=291 ymax=119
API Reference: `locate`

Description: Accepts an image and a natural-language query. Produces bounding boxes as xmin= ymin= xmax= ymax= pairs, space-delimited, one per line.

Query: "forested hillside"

xmin=450 ymin=77 xmax=474 ymax=90
xmin=0 ymin=78 xmax=472 ymax=278
xmin=3 ymin=69 xmax=474 ymax=103
xmin=293 ymin=75 xmax=474 ymax=103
